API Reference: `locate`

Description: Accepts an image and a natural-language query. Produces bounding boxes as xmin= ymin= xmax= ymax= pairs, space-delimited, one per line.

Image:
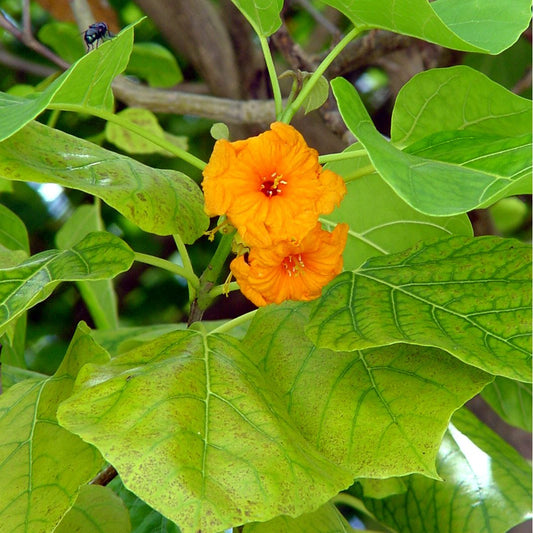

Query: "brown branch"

xmin=90 ymin=465 xmax=118 ymax=486
xmin=0 ymin=44 xmax=57 ymax=77
xmin=112 ymin=77 xmax=277 ymax=125
xmin=513 ymin=66 xmax=532 ymax=95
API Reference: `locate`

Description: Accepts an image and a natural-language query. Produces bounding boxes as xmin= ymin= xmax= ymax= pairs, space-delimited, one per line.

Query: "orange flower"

xmin=230 ymin=223 xmax=349 ymax=307
xmin=202 ymin=122 xmax=346 ymax=247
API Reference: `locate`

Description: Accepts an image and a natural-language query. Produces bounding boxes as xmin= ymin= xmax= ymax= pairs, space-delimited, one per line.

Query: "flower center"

xmin=260 ymin=172 xmax=287 ymax=198
xmin=282 ymin=253 xmax=305 ymax=277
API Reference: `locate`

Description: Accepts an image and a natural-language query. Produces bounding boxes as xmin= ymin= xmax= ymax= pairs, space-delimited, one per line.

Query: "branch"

xmin=112 ymin=77 xmax=277 ymax=125
xmin=0 ymin=44 xmax=56 ymax=77
xmin=90 ymin=465 xmax=118 ymax=486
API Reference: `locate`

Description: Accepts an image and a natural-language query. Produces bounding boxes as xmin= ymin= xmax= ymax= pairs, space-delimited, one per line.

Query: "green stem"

xmin=47 ymin=103 xmax=207 ymax=171
xmin=47 ymin=108 xmax=61 ymax=128
xmin=173 ymin=233 xmax=196 ymax=301
xmin=188 ymin=230 xmax=236 ymax=325
xmin=208 ymin=281 xmax=240 ymax=298
xmin=280 ymin=26 xmax=365 ymax=123
xmin=134 ymin=252 xmax=200 ymax=289
xmin=344 ymin=164 xmax=375 ymax=182
xmin=319 ymin=149 xmax=367 ymax=164
xmin=210 ymin=309 xmax=257 ymax=335
xmin=259 ymin=34 xmax=283 ymax=119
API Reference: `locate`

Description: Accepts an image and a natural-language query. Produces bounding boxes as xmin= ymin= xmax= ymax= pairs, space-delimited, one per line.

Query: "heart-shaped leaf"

xmin=0 ymin=323 xmax=108 ymax=532
xmin=243 ymin=302 xmax=490 ymax=479
xmin=0 ymin=121 xmax=208 ymax=240
xmin=307 ymin=235 xmax=532 ymax=382
xmin=57 ymin=329 xmax=352 ymax=532
xmin=331 ymin=73 xmax=532 ymax=216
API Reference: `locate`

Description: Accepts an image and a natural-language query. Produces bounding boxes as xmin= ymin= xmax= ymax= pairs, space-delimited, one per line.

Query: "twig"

xmin=293 ymin=0 xmax=340 ymax=37
xmin=513 ymin=66 xmax=532 ymax=95
xmin=0 ymin=11 xmax=69 ymax=70
xmin=90 ymin=465 xmax=118 ymax=486
xmin=0 ymin=44 xmax=56 ymax=77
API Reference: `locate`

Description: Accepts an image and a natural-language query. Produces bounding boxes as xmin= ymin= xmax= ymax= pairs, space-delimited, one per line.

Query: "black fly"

xmin=83 ymin=22 xmax=113 ymax=51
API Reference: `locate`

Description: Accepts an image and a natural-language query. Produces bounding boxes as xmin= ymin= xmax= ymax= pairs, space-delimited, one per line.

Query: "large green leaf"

xmin=57 ymin=328 xmax=352 ymax=532
xmin=231 ymin=0 xmax=283 ymax=36
xmin=0 ymin=203 xmax=29 ymax=256
xmin=0 ymin=323 xmax=108 ymax=532
xmin=0 ymin=231 xmax=133 ymax=332
xmin=359 ymin=408 xmax=532 ymax=533
xmin=482 ymin=377 xmax=532 ymax=432
xmin=243 ymin=502 xmax=352 ymax=532
xmin=331 ymin=74 xmax=532 ymax=216
xmin=243 ymin=302 xmax=490 ymax=479
xmin=55 ymin=485 xmax=131 ymax=533
xmin=323 ymin=150 xmax=472 ymax=270
xmin=391 ymin=65 xmax=532 ymax=149
xmin=307 ymin=235 xmax=532 ymax=382
xmin=0 ymin=20 xmax=143 ymax=142
xmin=0 ymin=121 xmax=208 ymax=240
xmin=324 ymin=0 xmax=531 ymax=53
xmin=56 ymin=205 xmax=119 ymax=330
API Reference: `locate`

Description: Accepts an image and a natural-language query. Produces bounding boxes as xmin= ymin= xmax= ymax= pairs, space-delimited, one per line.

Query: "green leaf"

xmin=0 ymin=19 xmax=144 ymax=143
xmin=105 ymin=108 xmax=188 ymax=156
xmin=55 ymin=484 xmax=131 ymax=533
xmin=56 ymin=205 xmax=119 ymax=330
xmin=482 ymin=377 xmax=532 ymax=432
xmin=0 ymin=231 xmax=134 ymax=331
xmin=57 ymin=329 xmax=352 ymax=532
xmin=0 ymin=203 xmax=29 ymax=255
xmin=323 ymin=150 xmax=472 ymax=270
xmin=359 ymin=408 xmax=532 ymax=533
xmin=331 ymin=73 xmax=532 ymax=216
xmin=37 ymin=21 xmax=85 ymax=63
xmin=231 ymin=0 xmax=284 ymax=36
xmin=307 ymin=235 xmax=532 ymax=382
xmin=243 ymin=302 xmax=490 ymax=479
xmin=109 ymin=477 xmax=181 ymax=533
xmin=243 ymin=502 xmax=352 ymax=532
xmin=0 ymin=323 xmax=108 ymax=532
xmin=1 ymin=364 xmax=45 ymax=390
xmin=126 ymin=43 xmax=183 ymax=87
xmin=302 ymin=75 xmax=329 ymax=114
xmin=358 ymin=477 xmax=407 ymax=499
xmin=0 ymin=121 xmax=208 ymax=241
xmin=210 ymin=122 xmax=230 ymax=141
xmin=391 ymin=65 xmax=532 ymax=148
xmin=323 ymin=0 xmax=531 ymax=54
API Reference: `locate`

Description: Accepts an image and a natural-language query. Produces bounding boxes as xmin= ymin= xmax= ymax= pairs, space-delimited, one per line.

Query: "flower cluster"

xmin=202 ymin=122 xmax=348 ymax=306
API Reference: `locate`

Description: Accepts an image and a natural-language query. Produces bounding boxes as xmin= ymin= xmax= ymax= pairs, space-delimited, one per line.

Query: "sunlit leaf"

xmin=56 ymin=205 xmax=119 ymax=330
xmin=0 ymin=323 xmax=108 ymax=532
xmin=307 ymin=235 xmax=532 ymax=382
xmin=331 ymin=73 xmax=532 ymax=216
xmin=0 ymin=231 xmax=133 ymax=331
xmin=57 ymin=329 xmax=352 ymax=532
xmin=55 ymin=484 xmax=131 ymax=533
xmin=324 ymin=0 xmax=531 ymax=53
xmin=358 ymin=408 xmax=532 ymax=532
xmin=243 ymin=302 xmax=490 ymax=479
xmin=0 ymin=121 xmax=208 ymax=241
xmin=105 ymin=108 xmax=188 ymax=156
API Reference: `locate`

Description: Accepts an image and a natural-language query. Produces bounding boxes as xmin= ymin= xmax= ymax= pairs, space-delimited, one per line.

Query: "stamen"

xmin=259 ymin=171 xmax=286 ymax=198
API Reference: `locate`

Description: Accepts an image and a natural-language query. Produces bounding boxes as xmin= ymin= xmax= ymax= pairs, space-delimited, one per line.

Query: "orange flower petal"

xmin=231 ymin=223 xmax=349 ymax=306
xmin=202 ymin=123 xmax=347 ymax=247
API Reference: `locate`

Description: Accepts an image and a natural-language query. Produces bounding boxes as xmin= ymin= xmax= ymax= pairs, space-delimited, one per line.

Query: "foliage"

xmin=0 ymin=1 xmax=531 ymax=532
